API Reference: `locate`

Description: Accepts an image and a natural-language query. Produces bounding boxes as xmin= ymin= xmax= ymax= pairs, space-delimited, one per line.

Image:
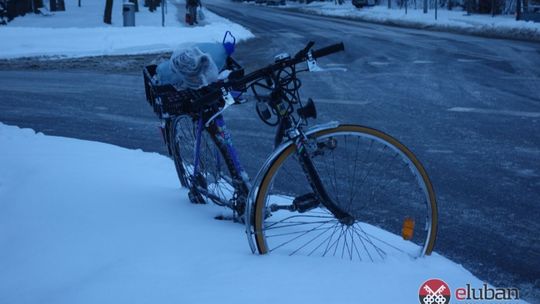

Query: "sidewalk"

xmin=280 ymin=2 xmax=540 ymax=42
xmin=0 ymin=0 xmax=253 ymax=59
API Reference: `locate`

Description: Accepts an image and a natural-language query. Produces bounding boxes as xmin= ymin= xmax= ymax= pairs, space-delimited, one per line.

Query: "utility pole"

xmin=161 ymin=0 xmax=165 ymax=27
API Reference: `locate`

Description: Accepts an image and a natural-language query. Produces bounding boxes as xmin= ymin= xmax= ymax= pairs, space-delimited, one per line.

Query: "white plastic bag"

xmin=169 ymin=46 xmax=218 ymax=89
xmin=198 ymin=8 xmax=205 ymax=21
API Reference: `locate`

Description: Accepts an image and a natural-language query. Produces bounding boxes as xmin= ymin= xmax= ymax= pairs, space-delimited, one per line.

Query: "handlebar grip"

xmin=312 ymin=42 xmax=345 ymax=59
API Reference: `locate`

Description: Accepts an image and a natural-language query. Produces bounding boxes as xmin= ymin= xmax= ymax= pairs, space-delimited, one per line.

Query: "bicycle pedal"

xmin=214 ymin=214 xmax=232 ymax=221
xmin=214 ymin=214 xmax=246 ymax=224
xmin=292 ymin=193 xmax=320 ymax=213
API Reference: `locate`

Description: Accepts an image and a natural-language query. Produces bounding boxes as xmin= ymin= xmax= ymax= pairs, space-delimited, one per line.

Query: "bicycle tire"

xmin=169 ymin=115 xmax=238 ymax=207
xmin=250 ymin=124 xmax=438 ymax=261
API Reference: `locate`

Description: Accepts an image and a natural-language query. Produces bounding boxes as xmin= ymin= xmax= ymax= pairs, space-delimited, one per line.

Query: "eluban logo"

xmin=455 ymin=284 xmax=519 ymax=301
xmin=419 ymin=279 xmax=451 ymax=304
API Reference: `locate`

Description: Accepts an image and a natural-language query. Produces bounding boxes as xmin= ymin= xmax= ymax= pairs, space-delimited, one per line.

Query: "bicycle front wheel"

xmin=250 ymin=124 xmax=438 ymax=261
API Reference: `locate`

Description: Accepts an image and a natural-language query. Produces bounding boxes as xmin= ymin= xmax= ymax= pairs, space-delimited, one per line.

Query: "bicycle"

xmin=143 ymin=40 xmax=438 ymax=261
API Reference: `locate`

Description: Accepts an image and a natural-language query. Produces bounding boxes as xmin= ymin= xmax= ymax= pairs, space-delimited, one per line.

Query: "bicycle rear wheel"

xmin=249 ymin=124 xmax=438 ymax=261
xmin=169 ymin=115 xmax=236 ymax=206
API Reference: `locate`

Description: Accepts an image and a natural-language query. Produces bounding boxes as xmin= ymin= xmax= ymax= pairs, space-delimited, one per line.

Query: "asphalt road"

xmin=0 ymin=2 xmax=539 ymax=302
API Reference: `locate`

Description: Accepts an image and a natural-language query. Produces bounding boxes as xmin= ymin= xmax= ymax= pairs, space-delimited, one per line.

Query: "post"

xmin=104 ymin=0 xmax=113 ymax=24
xmin=78 ymin=0 xmax=81 ymax=7
xmin=516 ymin=0 xmax=521 ymax=20
xmin=388 ymin=0 xmax=391 ymax=9
xmin=423 ymin=0 xmax=428 ymax=13
xmin=161 ymin=0 xmax=165 ymax=26
xmin=435 ymin=0 xmax=438 ymax=18
xmin=50 ymin=0 xmax=56 ymax=11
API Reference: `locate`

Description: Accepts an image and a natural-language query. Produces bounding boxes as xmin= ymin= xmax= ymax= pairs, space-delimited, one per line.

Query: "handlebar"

xmin=194 ymin=42 xmax=345 ymax=108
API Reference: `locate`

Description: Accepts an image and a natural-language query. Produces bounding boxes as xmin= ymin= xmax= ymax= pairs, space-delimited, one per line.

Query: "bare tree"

xmin=104 ymin=0 xmax=113 ymax=24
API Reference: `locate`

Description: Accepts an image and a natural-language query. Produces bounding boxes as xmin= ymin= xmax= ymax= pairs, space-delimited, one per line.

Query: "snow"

xmin=0 ymin=122 xmax=530 ymax=303
xmin=0 ymin=0 xmax=253 ymax=59
xmin=281 ymin=1 xmax=540 ymax=41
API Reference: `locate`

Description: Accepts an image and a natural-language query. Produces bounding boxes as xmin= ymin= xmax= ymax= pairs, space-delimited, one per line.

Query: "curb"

xmin=280 ymin=6 xmax=540 ymax=43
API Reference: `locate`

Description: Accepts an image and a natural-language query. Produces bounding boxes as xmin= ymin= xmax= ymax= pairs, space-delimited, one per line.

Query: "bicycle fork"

xmin=293 ymin=135 xmax=355 ymax=225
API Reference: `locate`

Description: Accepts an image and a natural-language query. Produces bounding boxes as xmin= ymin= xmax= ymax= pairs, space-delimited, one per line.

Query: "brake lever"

xmin=205 ymin=87 xmax=236 ymax=127
xmin=306 ymin=50 xmax=347 ymax=72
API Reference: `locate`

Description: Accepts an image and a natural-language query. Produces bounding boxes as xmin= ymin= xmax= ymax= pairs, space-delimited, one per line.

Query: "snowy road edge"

xmin=281 ymin=6 xmax=540 ymax=42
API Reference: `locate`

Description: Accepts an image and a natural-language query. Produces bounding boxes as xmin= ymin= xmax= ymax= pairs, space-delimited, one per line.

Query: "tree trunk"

xmin=516 ymin=0 xmax=521 ymax=19
xmin=57 ymin=0 xmax=65 ymax=11
xmin=104 ymin=0 xmax=113 ymax=24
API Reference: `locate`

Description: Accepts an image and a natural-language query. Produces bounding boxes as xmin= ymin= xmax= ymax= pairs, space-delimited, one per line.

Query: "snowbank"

xmin=0 ymin=0 xmax=253 ymax=59
xmin=282 ymin=2 xmax=540 ymax=41
xmin=0 ymin=123 xmax=529 ymax=303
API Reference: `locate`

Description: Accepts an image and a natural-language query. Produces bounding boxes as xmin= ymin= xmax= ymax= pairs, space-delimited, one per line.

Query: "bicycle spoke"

xmin=307 ymin=222 xmax=340 ymax=256
xmin=268 ymin=222 xmax=334 ymax=252
xmin=351 ymin=225 xmax=374 ymax=262
xmin=351 ymin=227 xmax=363 ymax=261
xmin=265 ymin=220 xmax=337 ymax=231
xmin=330 ymin=226 xmax=345 ymax=257
xmin=322 ymin=223 xmax=341 ymax=256
xmin=347 ymin=137 xmax=362 ymax=211
xmin=289 ymin=222 xmax=340 ymax=256
xmin=354 ymin=224 xmax=408 ymax=255
xmin=341 ymin=226 xmax=350 ymax=259
xmin=265 ymin=214 xmax=335 ymax=230
xmin=349 ymin=139 xmax=374 ymax=210
xmin=352 ymin=224 xmax=386 ymax=259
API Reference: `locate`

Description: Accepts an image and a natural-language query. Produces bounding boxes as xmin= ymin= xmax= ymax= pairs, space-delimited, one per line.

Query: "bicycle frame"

xmin=190 ymin=112 xmax=250 ymax=208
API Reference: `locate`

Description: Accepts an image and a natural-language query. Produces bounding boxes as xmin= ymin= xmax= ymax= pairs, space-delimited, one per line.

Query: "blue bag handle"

xmin=222 ymin=31 xmax=236 ymax=56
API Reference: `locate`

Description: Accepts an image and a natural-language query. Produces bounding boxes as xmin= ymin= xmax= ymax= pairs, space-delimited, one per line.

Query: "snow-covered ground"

xmin=0 ymin=0 xmax=253 ymax=59
xmin=0 ymin=122 xmax=528 ymax=303
xmin=280 ymin=1 xmax=540 ymax=41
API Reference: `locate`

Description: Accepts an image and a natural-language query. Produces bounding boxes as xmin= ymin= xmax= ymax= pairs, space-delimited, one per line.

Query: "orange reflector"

xmin=401 ymin=217 xmax=415 ymax=240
